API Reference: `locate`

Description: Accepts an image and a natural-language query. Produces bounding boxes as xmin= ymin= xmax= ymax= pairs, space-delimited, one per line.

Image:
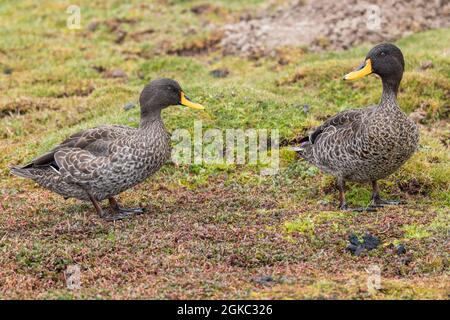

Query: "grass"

xmin=0 ymin=0 xmax=449 ymax=299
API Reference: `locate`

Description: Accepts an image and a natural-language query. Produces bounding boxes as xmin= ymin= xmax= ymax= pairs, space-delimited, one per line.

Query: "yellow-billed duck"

xmin=296 ymin=43 xmax=419 ymax=211
xmin=10 ymin=78 xmax=204 ymax=221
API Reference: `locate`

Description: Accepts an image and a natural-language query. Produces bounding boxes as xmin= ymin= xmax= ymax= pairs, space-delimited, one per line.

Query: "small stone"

xmin=396 ymin=244 xmax=407 ymax=255
xmin=87 ymin=21 xmax=99 ymax=32
xmin=347 ymin=233 xmax=380 ymax=255
xmin=409 ymin=108 xmax=427 ymax=124
xmin=253 ymin=275 xmax=274 ymax=285
xmin=346 ymin=243 xmax=358 ymax=254
xmin=91 ymin=65 xmax=106 ymax=73
xmin=123 ymin=102 xmax=136 ymax=111
xmin=400 ymin=256 xmax=412 ymax=265
xmin=105 ymin=69 xmax=128 ymax=79
xmin=292 ymin=104 xmax=310 ymax=114
xmin=420 ymin=60 xmax=433 ymax=70
xmin=115 ymin=30 xmax=127 ymax=44
xmin=362 ymin=233 xmax=381 ymax=250
xmin=349 ymin=233 xmax=360 ymax=246
xmin=354 ymin=245 xmax=364 ymax=256
xmin=3 ymin=66 xmax=13 ymax=75
xmin=346 ymin=243 xmax=364 ymax=256
xmin=210 ymin=68 xmax=229 ymax=78
xmin=302 ymin=104 xmax=310 ymax=114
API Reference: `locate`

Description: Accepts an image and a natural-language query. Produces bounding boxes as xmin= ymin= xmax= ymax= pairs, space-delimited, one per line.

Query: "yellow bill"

xmin=344 ymin=58 xmax=372 ymax=80
xmin=180 ymin=92 xmax=205 ymax=110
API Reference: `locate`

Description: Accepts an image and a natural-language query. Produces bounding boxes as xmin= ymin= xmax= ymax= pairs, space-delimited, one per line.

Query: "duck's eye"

xmin=380 ymin=52 xmax=386 ymax=57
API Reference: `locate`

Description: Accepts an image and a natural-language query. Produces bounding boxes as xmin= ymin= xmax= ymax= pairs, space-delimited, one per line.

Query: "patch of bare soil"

xmin=0 ymin=99 xmax=57 ymax=118
xmin=220 ymin=0 xmax=450 ymax=57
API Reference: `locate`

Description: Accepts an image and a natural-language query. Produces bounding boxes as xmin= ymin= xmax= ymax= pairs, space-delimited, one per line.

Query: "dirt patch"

xmin=220 ymin=0 xmax=450 ymax=57
xmin=190 ymin=3 xmax=229 ymax=16
xmin=398 ymin=177 xmax=431 ymax=196
xmin=54 ymin=83 xmax=95 ymax=98
xmin=167 ymin=30 xmax=224 ymax=56
xmin=0 ymin=99 xmax=57 ymax=118
xmin=86 ymin=17 xmax=139 ymax=44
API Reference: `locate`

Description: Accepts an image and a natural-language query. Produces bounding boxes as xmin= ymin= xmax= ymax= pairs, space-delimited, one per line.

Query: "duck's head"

xmin=344 ymin=43 xmax=405 ymax=92
xmin=139 ymin=78 xmax=204 ymax=117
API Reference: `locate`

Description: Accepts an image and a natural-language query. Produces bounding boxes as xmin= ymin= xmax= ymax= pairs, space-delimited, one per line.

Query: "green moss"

xmin=402 ymin=224 xmax=432 ymax=240
xmin=284 ymin=215 xmax=315 ymax=237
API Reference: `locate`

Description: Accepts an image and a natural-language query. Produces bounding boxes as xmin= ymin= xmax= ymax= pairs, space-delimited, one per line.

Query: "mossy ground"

xmin=0 ymin=1 xmax=449 ymax=299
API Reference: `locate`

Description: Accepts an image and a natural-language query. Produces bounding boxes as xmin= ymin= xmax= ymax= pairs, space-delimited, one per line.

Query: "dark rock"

xmin=91 ymin=65 xmax=106 ymax=73
xmin=302 ymin=104 xmax=310 ymax=114
xmin=3 ymin=66 xmax=13 ymax=75
xmin=87 ymin=21 xmax=99 ymax=32
xmin=346 ymin=243 xmax=364 ymax=256
xmin=346 ymin=243 xmax=358 ymax=254
xmin=123 ymin=102 xmax=136 ymax=111
xmin=115 ymin=29 xmax=127 ymax=44
xmin=253 ymin=275 xmax=274 ymax=285
xmin=349 ymin=233 xmax=360 ymax=246
xmin=362 ymin=233 xmax=381 ymax=250
xmin=129 ymin=28 xmax=155 ymax=41
xmin=292 ymin=103 xmax=310 ymax=114
xmin=105 ymin=69 xmax=128 ymax=79
xmin=420 ymin=60 xmax=433 ymax=70
xmin=347 ymin=233 xmax=380 ymax=256
xmin=400 ymin=256 xmax=412 ymax=265
xmin=396 ymin=244 xmax=407 ymax=255
xmin=191 ymin=4 xmax=212 ymax=15
xmin=210 ymin=68 xmax=229 ymax=78
xmin=354 ymin=245 xmax=364 ymax=256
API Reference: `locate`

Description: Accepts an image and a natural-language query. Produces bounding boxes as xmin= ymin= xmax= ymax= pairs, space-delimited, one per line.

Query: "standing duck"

xmin=10 ymin=78 xmax=204 ymax=221
xmin=297 ymin=43 xmax=419 ymax=211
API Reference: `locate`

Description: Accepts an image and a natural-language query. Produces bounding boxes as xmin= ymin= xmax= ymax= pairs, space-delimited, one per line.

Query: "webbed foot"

xmin=339 ymin=204 xmax=377 ymax=212
xmin=371 ymin=181 xmax=405 ymax=208
xmin=101 ymin=207 xmax=146 ymax=221
xmin=371 ymin=198 xmax=405 ymax=207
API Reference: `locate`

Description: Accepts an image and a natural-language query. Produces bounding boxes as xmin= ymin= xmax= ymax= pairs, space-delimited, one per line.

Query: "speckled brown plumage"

xmin=11 ymin=78 xmax=204 ymax=220
xmin=297 ymin=44 xmax=419 ymax=211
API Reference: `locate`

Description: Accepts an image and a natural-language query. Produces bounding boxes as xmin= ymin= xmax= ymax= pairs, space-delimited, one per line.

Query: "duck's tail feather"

xmin=288 ymin=146 xmax=304 ymax=152
xmin=10 ymin=165 xmax=35 ymax=179
xmin=298 ymin=135 xmax=310 ymax=144
xmin=288 ymin=138 xmax=311 ymax=159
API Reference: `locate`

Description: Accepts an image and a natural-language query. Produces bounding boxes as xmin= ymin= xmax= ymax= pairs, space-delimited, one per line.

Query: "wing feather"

xmin=301 ymin=106 xmax=375 ymax=144
xmin=30 ymin=125 xmax=132 ymax=167
xmin=54 ymin=147 xmax=110 ymax=185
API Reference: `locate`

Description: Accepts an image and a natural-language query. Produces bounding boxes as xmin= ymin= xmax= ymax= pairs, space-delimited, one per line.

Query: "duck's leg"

xmin=86 ymin=192 xmax=144 ymax=221
xmin=337 ymin=178 xmax=347 ymax=210
xmin=103 ymin=197 xmax=145 ymax=221
xmin=87 ymin=192 xmax=106 ymax=218
xmin=370 ymin=181 xmax=404 ymax=206
xmin=337 ymin=178 xmax=376 ymax=212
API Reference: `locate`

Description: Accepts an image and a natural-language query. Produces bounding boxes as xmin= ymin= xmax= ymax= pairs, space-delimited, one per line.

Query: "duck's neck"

xmin=379 ymin=78 xmax=400 ymax=111
xmin=139 ymin=109 xmax=163 ymax=130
